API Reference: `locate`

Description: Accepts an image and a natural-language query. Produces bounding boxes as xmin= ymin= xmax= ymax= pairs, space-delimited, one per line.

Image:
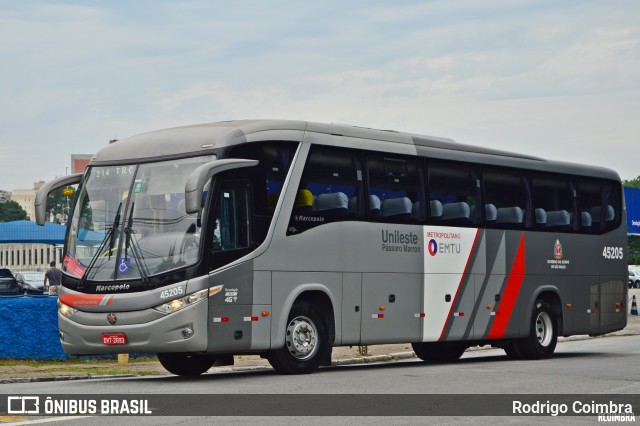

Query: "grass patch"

xmin=0 ymin=356 xmax=158 ymax=367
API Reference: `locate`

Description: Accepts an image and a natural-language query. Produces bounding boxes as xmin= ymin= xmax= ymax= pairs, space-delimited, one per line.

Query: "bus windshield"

xmin=64 ymin=156 xmax=215 ymax=281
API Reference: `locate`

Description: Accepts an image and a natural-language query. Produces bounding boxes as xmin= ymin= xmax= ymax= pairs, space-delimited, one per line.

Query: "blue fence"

xmin=0 ymin=295 xmax=68 ymax=360
xmin=0 ymin=295 xmax=149 ymax=360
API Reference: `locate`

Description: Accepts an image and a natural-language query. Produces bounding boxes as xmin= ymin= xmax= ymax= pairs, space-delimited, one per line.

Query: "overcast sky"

xmin=1 ymin=0 xmax=639 ymax=191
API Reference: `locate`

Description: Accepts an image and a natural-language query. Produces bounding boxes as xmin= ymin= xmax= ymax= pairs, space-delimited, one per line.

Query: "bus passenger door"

xmin=341 ymin=273 xmax=362 ymax=345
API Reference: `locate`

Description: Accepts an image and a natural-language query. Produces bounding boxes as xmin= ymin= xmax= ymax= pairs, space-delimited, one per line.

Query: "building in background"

xmin=7 ymin=154 xmax=92 ymax=222
xmin=0 ymin=221 xmax=65 ymax=272
xmin=71 ymin=154 xmax=92 ymax=174
xmin=11 ymin=181 xmax=44 ymax=221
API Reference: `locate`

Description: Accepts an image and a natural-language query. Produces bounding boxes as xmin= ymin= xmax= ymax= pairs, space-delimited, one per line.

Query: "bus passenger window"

xmin=483 ymin=168 xmax=529 ymax=230
xmin=287 ymin=147 xmax=363 ymax=235
xmin=428 ymin=161 xmax=480 ymax=227
xmin=532 ymin=174 xmax=575 ymax=232
xmin=578 ymin=178 xmax=621 ymax=234
xmin=366 ymin=154 xmax=423 ymax=223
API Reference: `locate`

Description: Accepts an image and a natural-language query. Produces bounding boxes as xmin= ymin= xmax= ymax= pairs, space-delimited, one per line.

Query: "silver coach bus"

xmin=35 ymin=120 xmax=627 ymax=375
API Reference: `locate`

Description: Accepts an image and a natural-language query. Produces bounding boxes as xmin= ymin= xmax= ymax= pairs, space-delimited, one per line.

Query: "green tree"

xmin=46 ymin=186 xmax=77 ymax=223
xmin=0 ymin=200 xmax=28 ymax=222
xmin=623 ymin=176 xmax=640 ymax=189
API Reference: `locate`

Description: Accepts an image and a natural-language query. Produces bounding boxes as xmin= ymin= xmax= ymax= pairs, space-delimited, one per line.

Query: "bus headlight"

xmin=154 ymin=289 xmax=208 ymax=314
xmin=58 ymin=301 xmax=78 ymax=318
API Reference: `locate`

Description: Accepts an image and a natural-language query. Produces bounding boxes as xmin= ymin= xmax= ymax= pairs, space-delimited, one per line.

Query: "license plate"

xmin=102 ymin=333 xmax=127 ymax=345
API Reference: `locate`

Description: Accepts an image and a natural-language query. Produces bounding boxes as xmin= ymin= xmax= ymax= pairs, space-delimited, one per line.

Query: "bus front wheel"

xmin=411 ymin=342 xmax=467 ymax=362
xmin=267 ymin=302 xmax=328 ymax=374
xmin=157 ymin=353 xmax=217 ymax=376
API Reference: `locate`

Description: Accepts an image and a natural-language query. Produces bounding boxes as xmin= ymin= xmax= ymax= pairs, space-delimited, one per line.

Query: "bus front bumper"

xmin=58 ymin=299 xmax=208 ymax=355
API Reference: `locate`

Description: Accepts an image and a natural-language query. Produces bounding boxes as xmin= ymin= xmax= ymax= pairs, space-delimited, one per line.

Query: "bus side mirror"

xmin=34 ymin=173 xmax=83 ymax=226
xmin=184 ymin=159 xmax=258 ymax=214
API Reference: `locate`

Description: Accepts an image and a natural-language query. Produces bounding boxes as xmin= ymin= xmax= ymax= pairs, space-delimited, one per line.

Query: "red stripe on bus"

xmin=59 ymin=294 xmax=110 ymax=307
xmin=488 ymin=233 xmax=526 ymax=339
xmin=438 ymin=228 xmax=480 ymax=341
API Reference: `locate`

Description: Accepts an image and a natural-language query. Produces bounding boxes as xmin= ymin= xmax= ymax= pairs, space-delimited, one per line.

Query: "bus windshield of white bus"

xmin=64 ymin=155 xmax=215 ymax=281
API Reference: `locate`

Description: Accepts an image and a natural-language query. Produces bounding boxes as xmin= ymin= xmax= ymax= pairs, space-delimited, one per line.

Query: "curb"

xmin=333 ymin=352 xmax=416 ymax=366
xmin=0 ymin=374 xmax=137 ymax=384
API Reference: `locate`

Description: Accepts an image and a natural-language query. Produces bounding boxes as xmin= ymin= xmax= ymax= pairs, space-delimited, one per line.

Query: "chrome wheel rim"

xmin=285 ymin=316 xmax=318 ymax=360
xmin=535 ymin=311 xmax=553 ymax=347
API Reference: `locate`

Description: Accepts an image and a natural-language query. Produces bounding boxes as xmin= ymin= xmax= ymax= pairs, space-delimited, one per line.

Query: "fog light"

xmin=182 ymin=327 xmax=194 ymax=338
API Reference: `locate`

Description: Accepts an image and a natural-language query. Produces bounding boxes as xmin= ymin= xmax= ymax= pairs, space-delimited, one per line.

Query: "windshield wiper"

xmin=123 ymin=202 xmax=151 ymax=287
xmin=78 ymin=202 xmax=122 ymax=289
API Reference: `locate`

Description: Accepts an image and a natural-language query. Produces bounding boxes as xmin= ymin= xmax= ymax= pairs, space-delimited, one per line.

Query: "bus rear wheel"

xmin=411 ymin=342 xmax=467 ymax=362
xmin=157 ymin=353 xmax=217 ymax=376
xmin=267 ymin=302 xmax=328 ymax=374
xmin=514 ymin=300 xmax=558 ymax=360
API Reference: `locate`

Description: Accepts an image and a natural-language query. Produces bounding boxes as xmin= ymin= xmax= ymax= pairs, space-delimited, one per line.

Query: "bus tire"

xmin=411 ymin=342 xmax=466 ymax=362
xmin=503 ymin=340 xmax=525 ymax=359
xmin=157 ymin=353 xmax=217 ymax=376
xmin=517 ymin=300 xmax=558 ymax=359
xmin=267 ymin=302 xmax=327 ymax=374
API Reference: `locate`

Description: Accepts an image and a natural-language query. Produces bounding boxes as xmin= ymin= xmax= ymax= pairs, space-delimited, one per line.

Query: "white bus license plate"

xmin=102 ymin=333 xmax=127 ymax=345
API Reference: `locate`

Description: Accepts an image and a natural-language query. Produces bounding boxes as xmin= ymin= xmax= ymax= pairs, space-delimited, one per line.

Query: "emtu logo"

xmin=428 ymin=239 xmax=438 ymax=256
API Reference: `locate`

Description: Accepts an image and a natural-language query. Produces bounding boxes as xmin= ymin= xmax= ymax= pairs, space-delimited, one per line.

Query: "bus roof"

xmin=89 ymin=119 xmax=620 ymax=181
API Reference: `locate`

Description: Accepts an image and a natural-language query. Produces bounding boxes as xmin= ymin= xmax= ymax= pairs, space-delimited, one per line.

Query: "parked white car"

xmin=629 ymin=270 xmax=640 ymax=289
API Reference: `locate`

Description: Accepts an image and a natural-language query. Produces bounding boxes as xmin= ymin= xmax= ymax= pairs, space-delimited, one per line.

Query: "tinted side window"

xmin=483 ymin=168 xmax=529 ymax=229
xmin=367 ymin=153 xmax=423 ymax=223
xmin=287 ymin=146 xmax=363 ymax=235
xmin=578 ymin=178 xmax=621 ymax=234
xmin=428 ymin=161 xmax=480 ymax=227
xmin=532 ymin=174 xmax=575 ymax=232
xmin=209 ymin=179 xmax=254 ymax=271
xmin=212 ymin=181 xmax=251 ymax=252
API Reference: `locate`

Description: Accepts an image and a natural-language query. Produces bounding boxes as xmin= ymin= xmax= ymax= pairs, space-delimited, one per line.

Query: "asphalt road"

xmin=2 ymin=334 xmax=639 ymax=425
